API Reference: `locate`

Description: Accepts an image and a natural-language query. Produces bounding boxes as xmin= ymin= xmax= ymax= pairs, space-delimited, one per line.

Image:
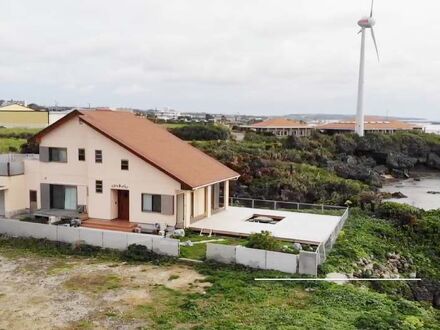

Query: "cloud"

xmin=0 ymin=0 xmax=439 ymax=119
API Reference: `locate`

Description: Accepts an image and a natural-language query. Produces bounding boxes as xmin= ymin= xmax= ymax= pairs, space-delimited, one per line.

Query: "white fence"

xmin=228 ymin=197 xmax=347 ymax=215
xmin=316 ymin=207 xmax=350 ymax=265
xmin=206 ymin=208 xmax=350 ymax=276
xmin=0 ymin=219 xmax=179 ymax=257
xmin=206 ymin=243 xmax=299 ymax=274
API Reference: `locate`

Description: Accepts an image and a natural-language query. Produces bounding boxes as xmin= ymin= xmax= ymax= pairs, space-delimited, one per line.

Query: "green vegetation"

xmin=120 ymin=262 xmax=439 ymax=329
xmin=0 ymin=138 xmax=26 ymax=153
xmin=1 ymin=209 xmax=439 ymax=328
xmin=170 ymin=124 xmax=230 ymax=141
xmin=0 ymin=127 xmax=40 ymax=153
xmin=322 ymin=208 xmax=440 ymax=301
xmin=0 ymin=127 xmax=41 ymax=139
xmin=193 ymin=130 xmax=440 ymax=205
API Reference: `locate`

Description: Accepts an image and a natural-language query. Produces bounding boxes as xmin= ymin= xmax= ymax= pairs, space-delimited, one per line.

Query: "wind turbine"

xmin=355 ymin=0 xmax=380 ymax=137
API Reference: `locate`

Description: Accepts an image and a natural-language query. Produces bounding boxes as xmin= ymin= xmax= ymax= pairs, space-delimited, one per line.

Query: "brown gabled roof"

xmin=250 ymin=118 xmax=309 ymax=128
xmin=33 ymin=110 xmax=239 ymax=189
xmin=317 ymin=116 xmax=420 ymax=131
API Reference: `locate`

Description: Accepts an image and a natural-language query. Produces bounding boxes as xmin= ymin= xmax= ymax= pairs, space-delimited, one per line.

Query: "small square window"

xmin=96 ymin=180 xmax=103 ymax=193
xmin=78 ymin=148 xmax=85 ymax=161
xmin=121 ymin=159 xmax=129 ymax=170
xmin=95 ymin=150 xmax=102 ymax=163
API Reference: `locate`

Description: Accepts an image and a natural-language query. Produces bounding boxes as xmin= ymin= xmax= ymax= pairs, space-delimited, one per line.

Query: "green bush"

xmin=376 ymin=202 xmax=422 ymax=225
xmin=170 ymin=124 xmax=230 ymax=141
xmin=245 ymin=231 xmax=283 ymax=252
xmin=122 ymin=244 xmax=170 ymax=264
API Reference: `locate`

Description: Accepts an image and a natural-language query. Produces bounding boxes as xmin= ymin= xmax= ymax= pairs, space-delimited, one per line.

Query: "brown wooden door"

xmin=29 ymin=190 xmax=37 ymax=213
xmin=117 ymin=190 xmax=129 ymax=220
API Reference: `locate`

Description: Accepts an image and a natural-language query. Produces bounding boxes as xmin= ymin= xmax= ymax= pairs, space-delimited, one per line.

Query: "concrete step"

xmin=81 ymin=220 xmax=136 ymax=232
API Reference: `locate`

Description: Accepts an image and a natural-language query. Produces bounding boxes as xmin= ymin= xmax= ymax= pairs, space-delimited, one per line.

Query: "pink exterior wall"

xmin=25 ymin=116 xmax=182 ymax=226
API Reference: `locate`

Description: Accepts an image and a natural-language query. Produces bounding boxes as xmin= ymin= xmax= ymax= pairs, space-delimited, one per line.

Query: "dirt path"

xmin=0 ymin=255 xmax=209 ymax=329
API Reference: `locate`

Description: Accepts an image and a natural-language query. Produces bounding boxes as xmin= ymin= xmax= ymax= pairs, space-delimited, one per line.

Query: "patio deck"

xmin=189 ymin=206 xmax=342 ymax=244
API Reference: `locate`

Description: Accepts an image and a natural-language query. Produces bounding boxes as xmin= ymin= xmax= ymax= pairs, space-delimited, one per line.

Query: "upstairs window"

xmin=78 ymin=148 xmax=85 ymax=161
xmin=49 ymin=147 xmax=67 ymax=163
xmin=121 ymin=159 xmax=129 ymax=170
xmin=95 ymin=150 xmax=102 ymax=163
xmin=95 ymin=180 xmax=103 ymax=193
xmin=142 ymin=194 xmax=161 ymax=213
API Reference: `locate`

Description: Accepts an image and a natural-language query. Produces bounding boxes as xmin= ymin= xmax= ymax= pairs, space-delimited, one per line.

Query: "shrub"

xmin=376 ymin=202 xmax=421 ymax=226
xmin=71 ymin=242 xmax=103 ymax=256
xmin=354 ymin=313 xmax=400 ymax=330
xmin=245 ymin=231 xmax=283 ymax=252
xmin=122 ymin=244 xmax=170 ymax=264
xmin=170 ymin=124 xmax=230 ymax=141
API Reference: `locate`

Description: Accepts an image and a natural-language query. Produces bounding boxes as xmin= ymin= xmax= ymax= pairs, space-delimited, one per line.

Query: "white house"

xmin=0 ymin=110 xmax=239 ymax=230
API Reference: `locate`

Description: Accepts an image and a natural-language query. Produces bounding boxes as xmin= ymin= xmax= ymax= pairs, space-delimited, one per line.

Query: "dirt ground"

xmin=0 ymin=254 xmax=210 ymax=329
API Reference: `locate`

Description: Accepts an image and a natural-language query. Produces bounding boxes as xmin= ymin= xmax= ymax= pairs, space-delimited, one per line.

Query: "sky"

xmin=0 ymin=0 xmax=439 ymax=119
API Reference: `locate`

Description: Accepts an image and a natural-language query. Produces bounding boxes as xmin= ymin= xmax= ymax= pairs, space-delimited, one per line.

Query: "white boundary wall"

xmin=0 ymin=219 xmax=179 ymax=257
xmin=206 ymin=243 xmax=299 ymax=274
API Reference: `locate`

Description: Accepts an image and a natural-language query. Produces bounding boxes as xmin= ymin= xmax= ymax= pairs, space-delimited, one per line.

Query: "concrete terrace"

xmin=189 ymin=206 xmax=343 ymax=244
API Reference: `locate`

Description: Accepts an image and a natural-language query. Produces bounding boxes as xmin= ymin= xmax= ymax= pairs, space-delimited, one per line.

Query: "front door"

xmin=29 ymin=190 xmax=37 ymax=213
xmin=117 ymin=190 xmax=130 ymax=220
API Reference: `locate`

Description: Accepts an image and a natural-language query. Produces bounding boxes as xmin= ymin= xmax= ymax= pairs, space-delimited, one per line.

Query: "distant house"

xmin=242 ymin=118 xmax=313 ymax=137
xmin=317 ymin=116 xmax=423 ymax=135
xmin=0 ymin=110 xmax=239 ymax=230
xmin=0 ymin=104 xmax=49 ymax=128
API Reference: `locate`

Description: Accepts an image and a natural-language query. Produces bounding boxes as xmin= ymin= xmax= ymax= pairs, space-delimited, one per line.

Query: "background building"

xmin=317 ymin=116 xmax=423 ymax=135
xmin=242 ymin=118 xmax=313 ymax=137
xmin=0 ymin=104 xmax=49 ymax=128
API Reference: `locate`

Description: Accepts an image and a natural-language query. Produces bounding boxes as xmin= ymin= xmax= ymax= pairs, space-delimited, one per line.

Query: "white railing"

xmin=228 ymin=197 xmax=347 ymax=215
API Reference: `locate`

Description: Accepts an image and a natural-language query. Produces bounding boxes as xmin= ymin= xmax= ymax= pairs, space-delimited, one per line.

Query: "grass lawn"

xmin=179 ymin=231 xmax=248 ymax=260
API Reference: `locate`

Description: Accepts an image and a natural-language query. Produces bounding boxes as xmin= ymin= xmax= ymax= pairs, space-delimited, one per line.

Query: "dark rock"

xmin=373 ymin=165 xmax=388 ymax=175
xmin=386 ymin=152 xmax=418 ymax=170
xmin=427 ymin=191 xmax=440 ymax=195
xmin=334 ymin=162 xmax=382 ymax=187
xmin=391 ymin=192 xmax=407 ymax=199
xmin=434 ymin=292 xmax=440 ymax=309
xmin=427 ymin=152 xmax=440 ymax=170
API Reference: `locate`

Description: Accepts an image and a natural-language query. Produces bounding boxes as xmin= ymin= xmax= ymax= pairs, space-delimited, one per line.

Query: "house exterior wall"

xmin=0 ymin=175 xmax=28 ymax=217
xmin=26 ymin=116 xmax=182 ymax=226
xmin=0 ymin=111 xmax=49 ymax=128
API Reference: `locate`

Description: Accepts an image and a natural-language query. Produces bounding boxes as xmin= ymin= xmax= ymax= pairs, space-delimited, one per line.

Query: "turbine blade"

xmin=370 ymin=0 xmax=374 ymax=17
xmin=358 ymin=29 xmax=363 ymax=34
xmin=370 ymin=27 xmax=380 ymax=62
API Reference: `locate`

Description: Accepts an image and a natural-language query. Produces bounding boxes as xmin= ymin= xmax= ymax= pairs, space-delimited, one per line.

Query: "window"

xmin=95 ymin=180 xmax=103 ymax=193
xmin=49 ymin=147 xmax=67 ymax=162
xmin=78 ymin=148 xmax=85 ymax=161
xmin=95 ymin=150 xmax=102 ymax=163
xmin=50 ymin=185 xmax=77 ymax=210
xmin=142 ymin=194 xmax=161 ymax=213
xmin=121 ymin=159 xmax=129 ymax=170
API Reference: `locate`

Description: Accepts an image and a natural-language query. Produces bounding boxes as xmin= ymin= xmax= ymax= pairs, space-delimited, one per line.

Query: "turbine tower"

xmin=355 ymin=0 xmax=380 ymax=137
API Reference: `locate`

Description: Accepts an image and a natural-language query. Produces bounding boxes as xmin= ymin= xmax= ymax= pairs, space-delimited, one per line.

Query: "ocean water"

xmin=381 ymin=177 xmax=440 ymax=210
